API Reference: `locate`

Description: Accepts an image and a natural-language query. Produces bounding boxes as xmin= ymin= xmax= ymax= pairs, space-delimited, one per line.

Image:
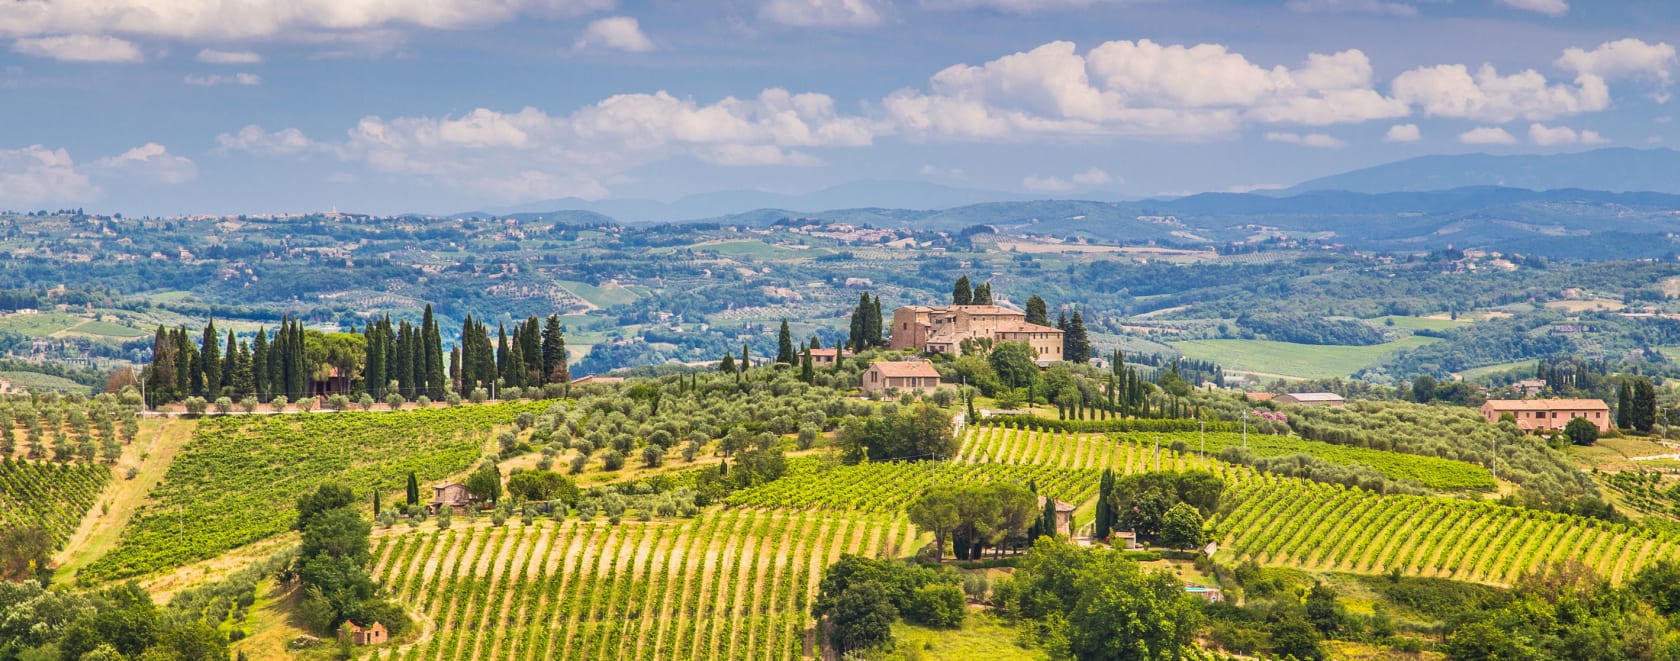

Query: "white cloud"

xmin=1285 ymin=0 xmax=1417 ymax=16
xmin=196 ymin=48 xmax=262 ymax=64
xmin=1384 ymin=123 xmax=1421 ymax=142
xmin=1528 ymin=122 xmax=1606 ymax=146
xmin=918 ymin=164 xmax=967 ymax=180
xmin=1391 ymin=63 xmax=1607 ymax=122
xmin=1496 ymin=0 xmax=1567 ymax=16
xmin=0 ymin=0 xmax=613 ymax=41
xmin=92 ymin=142 xmax=198 ymax=184
xmin=216 ymin=125 xmax=318 ymax=155
xmin=1264 ymin=131 xmax=1347 ymax=148
xmin=1556 ymin=39 xmax=1675 ymax=102
xmin=1072 ymin=167 xmax=1113 ymax=185
xmin=760 ymin=0 xmax=885 ymax=27
xmin=574 ymin=16 xmax=653 ymax=53
xmin=184 ymin=72 xmax=262 ymax=86
xmin=1459 ymin=126 xmax=1517 ymax=144
xmin=11 ymin=34 xmax=142 ymax=62
xmin=885 ymin=40 xmax=1408 ymax=142
xmin=0 ymin=145 xmax=97 ymax=208
xmin=1021 ymin=167 xmax=1116 ymax=192
xmin=1021 ymin=174 xmax=1075 ymax=192
xmin=920 ymin=0 xmax=1143 ymax=12
xmin=234 ymin=88 xmax=881 ymax=201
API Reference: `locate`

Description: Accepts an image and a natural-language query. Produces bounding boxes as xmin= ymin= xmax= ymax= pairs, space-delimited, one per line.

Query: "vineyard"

xmin=79 ymin=402 xmax=543 ymax=583
xmin=957 ymin=423 xmax=1496 ymax=490
xmin=1215 ymin=472 xmax=1679 ymax=584
xmin=359 ymin=509 xmax=923 ymax=661
xmin=0 ymin=457 xmax=108 ymax=544
xmin=724 ymin=457 xmax=1105 ymax=512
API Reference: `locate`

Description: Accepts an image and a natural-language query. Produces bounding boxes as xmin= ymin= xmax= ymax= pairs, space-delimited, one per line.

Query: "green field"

xmin=1457 ymin=359 xmax=1540 ymax=381
xmin=1171 ymin=336 xmax=1439 ymax=379
xmin=1369 ymin=315 xmax=1472 ymax=332
xmin=557 ymin=280 xmax=645 ymax=308
xmin=0 ymin=311 xmax=87 ymax=337
xmin=68 ymin=320 xmax=150 ymax=338
xmin=0 ymin=371 xmax=90 ymax=392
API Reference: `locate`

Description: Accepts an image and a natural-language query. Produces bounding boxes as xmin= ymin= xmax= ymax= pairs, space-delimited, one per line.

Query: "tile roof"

xmin=868 ymin=360 xmax=942 ymax=378
xmin=1483 ymin=398 xmax=1609 ymax=411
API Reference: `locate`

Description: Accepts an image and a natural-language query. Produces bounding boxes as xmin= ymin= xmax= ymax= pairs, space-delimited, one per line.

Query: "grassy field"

xmin=890 ymin=614 xmax=1045 ymax=661
xmin=557 ymin=280 xmax=644 ymax=308
xmin=1369 ymin=315 xmax=1471 ymax=332
xmin=67 ymin=320 xmax=150 ymax=338
xmin=0 ymin=311 xmax=89 ymax=336
xmin=1170 ymin=336 xmax=1439 ymax=379
xmin=1457 ymin=359 xmax=1539 ymax=381
xmin=0 ymin=370 xmax=90 ymax=392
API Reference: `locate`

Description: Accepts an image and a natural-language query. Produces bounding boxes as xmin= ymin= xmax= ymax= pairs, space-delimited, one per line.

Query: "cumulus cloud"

xmin=11 ymin=34 xmax=142 ymax=62
xmin=1557 ymin=39 xmax=1676 ymax=82
xmin=92 ymin=142 xmax=198 ymax=183
xmin=1264 ymin=131 xmax=1348 ymax=148
xmin=1528 ymin=122 xmax=1606 ymax=146
xmin=1459 ymin=126 xmax=1517 ymax=144
xmin=760 ymin=0 xmax=885 ymax=27
xmin=0 ymin=145 xmax=97 ymax=208
xmin=574 ymin=16 xmax=653 ymax=53
xmin=1384 ymin=123 xmax=1421 ymax=142
xmin=197 ymin=48 xmax=262 ymax=64
xmin=230 ymin=89 xmax=880 ymax=201
xmin=216 ymin=125 xmax=319 ymax=155
xmin=1285 ymin=0 xmax=1417 ymax=16
xmin=884 ymin=40 xmax=1408 ymax=142
xmin=184 ymin=72 xmax=262 ymax=86
xmin=920 ymin=0 xmax=1143 ymax=11
xmin=1021 ymin=167 xmax=1115 ymax=192
xmin=1391 ymin=63 xmax=1607 ymax=122
xmin=1496 ymin=0 xmax=1567 ymax=16
xmin=0 ymin=0 xmax=613 ymax=41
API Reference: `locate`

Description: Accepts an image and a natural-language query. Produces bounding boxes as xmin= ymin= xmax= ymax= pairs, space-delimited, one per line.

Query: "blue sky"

xmin=0 ymin=0 xmax=1676 ymax=216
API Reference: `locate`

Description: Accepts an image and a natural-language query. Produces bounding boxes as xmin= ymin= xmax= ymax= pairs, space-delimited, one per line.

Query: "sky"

xmin=0 ymin=0 xmax=1677 ymax=216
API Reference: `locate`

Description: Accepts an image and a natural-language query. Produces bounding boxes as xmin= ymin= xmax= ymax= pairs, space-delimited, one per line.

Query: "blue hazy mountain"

xmin=468 ymin=180 xmax=1043 ymax=222
xmin=1283 ymin=148 xmax=1680 ymax=195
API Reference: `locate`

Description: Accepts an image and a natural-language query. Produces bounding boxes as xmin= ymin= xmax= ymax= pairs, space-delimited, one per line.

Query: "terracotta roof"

xmin=994 ymin=322 xmax=1063 ymax=334
xmin=1483 ymin=398 xmax=1609 ymax=411
xmin=1036 ymin=495 xmax=1077 ymax=513
xmin=952 ymin=305 xmax=1026 ymax=316
xmin=1246 ymin=392 xmax=1275 ymax=401
xmin=1276 ymin=392 xmax=1344 ymax=402
xmin=810 ymin=348 xmax=840 ymax=357
xmin=868 ymin=360 xmax=942 ymax=379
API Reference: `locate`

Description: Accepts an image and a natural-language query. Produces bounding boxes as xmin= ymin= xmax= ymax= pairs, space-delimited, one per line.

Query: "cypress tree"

xmin=221 ymin=329 xmax=237 ymax=392
xmin=869 ymin=295 xmax=883 ymax=346
xmin=200 ymin=318 xmax=221 ymax=397
xmin=1025 ymin=295 xmax=1048 ymax=326
xmin=1618 ymin=380 xmax=1634 ymax=429
xmin=800 ymin=345 xmax=814 ymax=384
xmin=423 ymin=305 xmax=446 ymax=399
xmin=1634 ymin=377 xmax=1658 ymax=433
xmin=373 ymin=491 xmax=381 ymax=516
xmin=147 ymin=326 xmax=175 ymax=402
xmin=542 ymin=314 xmax=564 ymax=384
xmin=1066 ymin=311 xmax=1091 ymax=364
xmin=176 ymin=326 xmax=198 ymax=396
xmin=395 ymin=322 xmax=414 ymax=398
xmin=952 ymin=275 xmax=973 ymax=305
xmin=552 ymin=333 xmax=570 ymax=384
xmin=1095 ymin=470 xmax=1114 ymax=540
xmin=508 ymin=333 xmax=526 ymax=388
xmin=496 ymin=323 xmax=511 ymax=384
xmin=233 ymin=340 xmax=254 ymax=397
xmin=521 ymin=317 xmax=542 ymax=385
xmin=972 ymin=281 xmax=993 ymax=305
xmin=450 ymin=345 xmax=462 ymax=392
xmin=364 ymin=322 xmax=384 ymax=398
xmin=849 ymin=293 xmax=869 ymax=350
xmin=776 ymin=319 xmax=796 ymax=365
xmin=720 ymin=352 xmax=736 ymax=374
xmin=288 ymin=319 xmax=307 ymax=399
xmin=741 ymin=343 xmax=751 ymax=373
xmin=406 ymin=471 xmax=420 ymax=506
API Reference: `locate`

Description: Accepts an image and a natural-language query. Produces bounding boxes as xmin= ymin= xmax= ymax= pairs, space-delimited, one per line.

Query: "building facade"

xmin=1272 ymin=392 xmax=1345 ymax=407
xmin=860 ymin=360 xmax=945 ymax=394
xmin=889 ymin=305 xmax=1063 ymax=359
xmin=1481 ymin=399 xmax=1612 ymax=432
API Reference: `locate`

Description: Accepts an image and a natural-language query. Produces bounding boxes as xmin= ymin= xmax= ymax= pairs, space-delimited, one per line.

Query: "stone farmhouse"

xmin=860 ymin=359 xmax=944 ymax=395
xmin=1037 ymin=495 xmax=1076 ymax=537
xmin=345 ymin=622 xmax=388 ymax=646
xmin=889 ymin=304 xmax=1063 ymax=360
xmin=428 ymin=482 xmax=473 ymax=514
xmin=1481 ymin=398 xmax=1612 ymax=432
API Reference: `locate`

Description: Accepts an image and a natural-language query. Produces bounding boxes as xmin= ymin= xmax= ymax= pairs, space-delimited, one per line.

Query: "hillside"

xmin=1283 ymin=148 xmax=1680 ymax=195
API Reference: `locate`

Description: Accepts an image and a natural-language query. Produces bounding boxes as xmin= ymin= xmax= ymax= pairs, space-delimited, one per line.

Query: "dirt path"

xmin=54 ymin=417 xmax=195 ymax=577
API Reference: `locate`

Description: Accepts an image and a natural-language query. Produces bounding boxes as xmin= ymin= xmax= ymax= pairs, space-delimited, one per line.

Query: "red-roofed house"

xmin=890 ymin=304 xmax=1064 ymax=360
xmin=1481 ymin=398 xmax=1611 ymax=432
xmin=861 ymin=360 xmax=945 ymax=395
xmin=809 ymin=348 xmax=846 ymax=367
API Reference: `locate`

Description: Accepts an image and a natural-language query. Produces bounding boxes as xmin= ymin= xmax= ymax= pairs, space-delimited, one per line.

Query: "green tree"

xmin=1305 ymin=582 xmax=1343 ymax=636
xmin=907 ymin=487 xmax=962 ymax=561
xmin=1565 ymin=416 xmax=1599 ymax=446
xmin=1159 ymin=503 xmax=1205 ymax=549
xmin=989 ymin=341 xmax=1039 ymax=390
xmin=972 ymin=281 xmax=993 ymax=305
xmin=776 ymin=319 xmax=795 ymax=365
xmin=405 ymin=471 xmax=420 ymax=506
xmin=295 ymin=484 xmax=355 ymax=531
xmin=465 ymin=463 xmax=501 ymax=505
xmin=1633 ymin=377 xmax=1657 ymax=433
xmin=1618 ymin=380 xmax=1634 ymax=429
xmin=1025 ymin=295 xmax=1049 ymax=326
xmin=827 ymin=580 xmax=897 ymax=655
xmin=952 ymin=275 xmax=973 ymax=306
xmin=719 ymin=352 xmax=736 ymax=374
xmin=902 ymin=583 xmax=965 ymax=628
xmin=1064 ymin=310 xmax=1091 ymax=364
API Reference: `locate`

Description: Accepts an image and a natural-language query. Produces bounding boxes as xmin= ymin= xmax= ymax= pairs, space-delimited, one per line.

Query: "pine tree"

xmin=952 ymin=275 xmax=973 ymax=306
xmin=776 ymin=319 xmax=796 ymax=365
xmin=720 ymin=352 xmax=736 ymax=374
xmin=1025 ymin=295 xmax=1048 ymax=326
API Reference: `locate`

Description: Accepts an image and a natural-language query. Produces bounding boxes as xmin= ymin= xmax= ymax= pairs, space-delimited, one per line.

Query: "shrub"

xmin=214 ymin=397 xmax=234 ymax=415
xmin=183 ymin=397 xmax=209 ymax=416
xmin=415 ymin=396 xmax=431 ymax=408
xmin=470 ymin=388 xmax=489 ymax=404
xmin=295 ymin=398 xmax=315 ymax=413
xmin=601 ymin=449 xmax=626 ymax=471
xmin=270 ymin=395 xmax=288 ymax=412
xmin=327 ymin=394 xmax=350 ymax=411
xmin=385 ymin=393 xmax=405 ymax=410
xmin=240 ymin=397 xmax=259 ymax=414
xmin=902 ymin=583 xmax=966 ymax=628
xmin=359 ymin=394 xmax=376 ymax=411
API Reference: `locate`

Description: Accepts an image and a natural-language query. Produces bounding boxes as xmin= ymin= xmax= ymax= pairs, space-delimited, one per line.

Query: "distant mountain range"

xmin=465 ymin=180 xmax=1047 ymax=223
xmin=1282 ymin=147 xmax=1680 ymax=195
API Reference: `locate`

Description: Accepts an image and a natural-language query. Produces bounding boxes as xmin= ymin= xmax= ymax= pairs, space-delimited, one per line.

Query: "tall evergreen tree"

xmin=423 ymin=305 xmax=446 ymax=399
xmin=869 ymin=295 xmax=883 ymax=346
xmin=776 ymin=319 xmax=796 ymax=365
xmin=450 ymin=345 xmax=462 ymax=392
xmin=364 ymin=322 xmax=385 ymax=398
xmin=1618 ymin=380 xmax=1634 ymax=429
xmin=507 ymin=333 xmax=527 ymax=388
xmin=199 ymin=319 xmax=221 ymax=396
xmin=221 ymin=329 xmax=237 ymax=391
xmin=406 ymin=471 xmax=420 ymax=506
xmin=496 ymin=323 xmax=511 ymax=385
xmin=1633 ymin=377 xmax=1658 ymax=433
xmin=848 ymin=293 xmax=871 ymax=350
xmin=395 ymin=321 xmax=415 ymax=398
xmin=551 ymin=333 xmax=570 ymax=384
xmin=1065 ymin=311 xmax=1092 ymax=364
xmin=542 ymin=314 xmax=565 ymax=384
xmin=520 ymin=317 xmax=542 ymax=385
xmin=1094 ymin=469 xmax=1114 ymax=539
xmin=177 ymin=326 xmax=199 ymax=396
xmin=720 ymin=352 xmax=736 ymax=374
xmin=972 ymin=282 xmax=993 ymax=305
xmin=1025 ymin=295 xmax=1048 ymax=326
xmin=952 ymin=275 xmax=973 ymax=306
xmin=800 ymin=345 xmax=814 ymax=384
xmin=148 ymin=326 xmax=177 ymax=403
xmin=288 ymin=319 xmax=307 ymax=398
